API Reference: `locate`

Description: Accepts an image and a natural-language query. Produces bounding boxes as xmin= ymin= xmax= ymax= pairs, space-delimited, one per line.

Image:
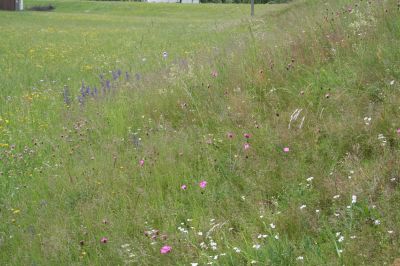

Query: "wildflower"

xmin=253 ymin=244 xmax=261 ymax=249
xmin=338 ymin=236 xmax=344 ymax=242
xmin=364 ymin=117 xmax=371 ymax=125
xmin=270 ymin=223 xmax=276 ymax=229
xmin=191 ymin=263 xmax=199 ymax=266
xmin=244 ymin=133 xmax=251 ymax=139
xmin=211 ymin=70 xmax=218 ymax=77
xmin=257 ymin=234 xmax=268 ymax=239
xmin=162 ymin=52 xmax=168 ymax=59
xmin=227 ymin=132 xmax=234 ymax=139
xmin=274 ymin=234 xmax=279 ymax=240
xmin=374 ymin=220 xmax=380 ymax=225
xmin=351 ymin=195 xmax=357 ymax=204
xmin=250 ymin=261 xmax=257 ymax=264
xmin=160 ymin=245 xmax=172 ymax=254
xmin=283 ymin=147 xmax=290 ymax=153
xmin=306 ymin=176 xmax=314 ymax=182
xmin=397 ymin=128 xmax=400 ymax=135
xmin=197 ymin=232 xmax=203 ymax=236
xmin=315 ymin=209 xmax=320 ymax=213
xmin=296 ymin=256 xmax=304 ymax=260
xmin=300 ymin=205 xmax=306 ymax=210
xmin=139 ymin=159 xmax=144 ymax=167
xmin=199 ymin=181 xmax=207 ymax=188
xmin=233 ymin=247 xmax=241 ymax=253
xmin=100 ymin=237 xmax=108 ymax=244
xmin=390 ymin=80 xmax=395 ymax=85
xmin=333 ymin=195 xmax=340 ymax=199
xmin=181 ymin=184 xmax=187 ymax=190
xmin=244 ymin=143 xmax=250 ymax=150
xmin=388 ymin=230 xmax=394 ymax=234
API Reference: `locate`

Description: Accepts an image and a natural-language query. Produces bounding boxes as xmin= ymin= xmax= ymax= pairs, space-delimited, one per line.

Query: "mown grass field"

xmin=1 ymin=0 xmax=400 ymax=265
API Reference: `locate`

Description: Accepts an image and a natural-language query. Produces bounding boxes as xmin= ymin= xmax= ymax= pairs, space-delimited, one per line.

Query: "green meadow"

xmin=1 ymin=0 xmax=400 ymax=265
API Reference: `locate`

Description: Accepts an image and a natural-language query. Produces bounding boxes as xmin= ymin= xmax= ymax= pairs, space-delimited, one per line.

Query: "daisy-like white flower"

xmin=233 ymin=247 xmax=241 ymax=253
xmin=351 ymin=195 xmax=357 ymax=204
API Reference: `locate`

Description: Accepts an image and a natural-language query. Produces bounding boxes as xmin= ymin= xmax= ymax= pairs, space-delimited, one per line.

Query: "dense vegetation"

xmin=1 ymin=0 xmax=400 ymax=265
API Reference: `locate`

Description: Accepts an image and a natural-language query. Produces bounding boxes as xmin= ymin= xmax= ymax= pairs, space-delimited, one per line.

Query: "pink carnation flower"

xmin=100 ymin=237 xmax=108 ymax=244
xmin=139 ymin=159 xmax=144 ymax=166
xmin=160 ymin=245 xmax=172 ymax=254
xmin=181 ymin=184 xmax=187 ymax=190
xmin=199 ymin=180 xmax=207 ymax=188
xmin=244 ymin=133 xmax=251 ymax=139
xmin=244 ymin=143 xmax=250 ymax=150
xmin=283 ymin=147 xmax=290 ymax=153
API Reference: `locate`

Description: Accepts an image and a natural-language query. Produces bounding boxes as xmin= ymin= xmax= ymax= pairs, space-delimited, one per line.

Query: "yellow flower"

xmin=13 ymin=209 xmax=20 ymax=214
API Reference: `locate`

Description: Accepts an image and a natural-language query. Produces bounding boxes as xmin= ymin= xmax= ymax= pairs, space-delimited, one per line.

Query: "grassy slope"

xmin=1 ymin=0 xmax=400 ymax=265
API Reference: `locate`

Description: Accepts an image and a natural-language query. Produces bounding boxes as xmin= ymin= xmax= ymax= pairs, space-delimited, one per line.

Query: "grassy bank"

xmin=1 ymin=0 xmax=399 ymax=265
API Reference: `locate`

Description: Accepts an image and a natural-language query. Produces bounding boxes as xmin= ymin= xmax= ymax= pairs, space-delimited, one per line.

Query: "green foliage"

xmin=1 ymin=0 xmax=400 ymax=265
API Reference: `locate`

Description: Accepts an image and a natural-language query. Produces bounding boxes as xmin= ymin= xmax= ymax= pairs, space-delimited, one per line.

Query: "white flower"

xmin=213 ymin=255 xmax=218 ymax=260
xmin=338 ymin=236 xmax=344 ymax=242
xmin=198 ymin=232 xmax=203 ymax=236
xmin=364 ymin=117 xmax=372 ymax=125
xmin=241 ymin=195 xmax=246 ymax=200
xmin=333 ymin=195 xmax=340 ymax=199
xmin=253 ymin=244 xmax=261 ymax=249
xmin=300 ymin=205 xmax=307 ymax=210
xmin=336 ymin=232 xmax=341 ymax=237
xmin=352 ymin=195 xmax=357 ymax=204
xmin=191 ymin=263 xmax=199 ymax=266
xmin=250 ymin=261 xmax=257 ymax=264
xmin=374 ymin=219 xmax=381 ymax=225
xmin=270 ymin=223 xmax=276 ymax=229
xmin=388 ymin=230 xmax=394 ymax=234
xmin=274 ymin=234 xmax=279 ymax=240
xmin=296 ymin=256 xmax=304 ymax=260
xmin=390 ymin=80 xmax=395 ymax=85
xmin=257 ymin=234 xmax=268 ymax=239
xmin=306 ymin=176 xmax=314 ymax=182
xmin=334 ymin=213 xmax=340 ymax=217
xmin=350 ymin=235 xmax=356 ymax=239
xmin=315 ymin=209 xmax=320 ymax=213
xmin=233 ymin=247 xmax=241 ymax=253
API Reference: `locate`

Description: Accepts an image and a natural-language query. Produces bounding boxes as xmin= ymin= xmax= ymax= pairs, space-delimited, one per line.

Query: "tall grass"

xmin=1 ymin=0 xmax=400 ymax=265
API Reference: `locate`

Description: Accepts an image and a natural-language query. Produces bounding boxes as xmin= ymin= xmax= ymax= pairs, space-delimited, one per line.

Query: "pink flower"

xmin=283 ymin=147 xmax=290 ymax=153
xmin=244 ymin=133 xmax=251 ymax=139
xmin=244 ymin=143 xmax=250 ymax=150
xmin=199 ymin=180 xmax=207 ymax=188
xmin=181 ymin=184 xmax=187 ymax=190
xmin=100 ymin=237 xmax=108 ymax=244
xmin=211 ymin=70 xmax=218 ymax=77
xmin=160 ymin=245 xmax=172 ymax=254
xmin=397 ymin=128 xmax=400 ymax=135
xmin=227 ymin=132 xmax=234 ymax=139
xmin=139 ymin=159 xmax=144 ymax=166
